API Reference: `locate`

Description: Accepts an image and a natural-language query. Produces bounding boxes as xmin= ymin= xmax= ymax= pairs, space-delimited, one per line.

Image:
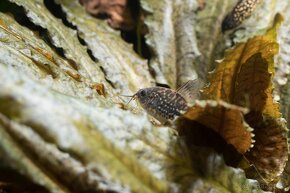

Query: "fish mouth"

xmin=120 ymin=94 xmax=137 ymax=105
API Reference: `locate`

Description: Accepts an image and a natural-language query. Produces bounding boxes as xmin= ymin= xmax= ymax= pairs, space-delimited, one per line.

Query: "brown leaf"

xmin=79 ymin=0 xmax=139 ymax=31
xmin=201 ymin=14 xmax=288 ymax=189
xmin=34 ymin=47 xmax=55 ymax=63
xmin=91 ymin=83 xmax=106 ymax=96
xmin=233 ymin=53 xmax=270 ymax=112
xmin=197 ymin=0 xmax=206 ymax=10
xmin=178 ymin=100 xmax=253 ymax=154
xmin=202 ymin=14 xmax=283 ymax=118
xmin=241 ymin=115 xmax=288 ymax=189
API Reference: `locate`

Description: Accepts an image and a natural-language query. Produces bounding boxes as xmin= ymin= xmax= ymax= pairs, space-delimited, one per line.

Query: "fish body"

xmin=134 ymin=80 xmax=201 ymax=123
xmin=222 ymin=0 xmax=260 ymax=32
xmin=136 ymin=87 xmax=188 ymax=123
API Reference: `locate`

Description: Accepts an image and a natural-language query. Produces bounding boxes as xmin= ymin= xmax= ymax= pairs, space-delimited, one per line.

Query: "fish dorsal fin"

xmin=176 ymin=79 xmax=202 ymax=103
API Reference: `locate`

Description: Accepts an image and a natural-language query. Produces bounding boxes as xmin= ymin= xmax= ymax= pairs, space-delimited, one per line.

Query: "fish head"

xmin=135 ymin=87 xmax=155 ymax=106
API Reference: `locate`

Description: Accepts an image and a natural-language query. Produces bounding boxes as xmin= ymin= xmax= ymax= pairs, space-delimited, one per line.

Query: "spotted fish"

xmin=222 ymin=0 xmax=260 ymax=32
xmin=133 ymin=80 xmax=201 ymax=123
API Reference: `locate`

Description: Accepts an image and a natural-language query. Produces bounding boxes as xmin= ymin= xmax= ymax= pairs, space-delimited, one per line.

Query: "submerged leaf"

xmin=0 ymin=0 xmax=289 ymax=193
xmin=54 ymin=0 xmax=154 ymax=93
xmin=201 ymin=13 xmax=288 ymax=190
xmin=0 ymin=121 xmax=70 ymax=193
xmin=176 ymin=146 xmax=264 ymax=193
xmin=233 ymin=53 xmax=270 ymax=112
xmin=140 ymin=0 xmax=201 ymax=88
xmin=195 ymin=0 xmax=237 ymax=79
xmin=178 ymin=100 xmax=253 ymax=154
xmin=7 ymin=0 xmax=108 ymax=87
xmin=0 ymin=61 xmax=171 ymax=193
xmin=91 ymin=83 xmax=106 ymax=96
xmin=0 ymin=61 xmax=266 ymax=193
xmin=202 ymin=14 xmax=283 ymax=118
xmin=0 ymin=12 xmax=106 ymax=105
xmin=241 ymin=116 xmax=288 ymax=188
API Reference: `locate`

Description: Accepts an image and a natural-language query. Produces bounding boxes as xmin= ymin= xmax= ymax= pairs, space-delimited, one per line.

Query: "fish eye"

xmin=139 ymin=90 xmax=146 ymax=97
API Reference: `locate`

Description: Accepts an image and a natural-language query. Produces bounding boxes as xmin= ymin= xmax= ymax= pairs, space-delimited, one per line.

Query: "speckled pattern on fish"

xmin=222 ymin=0 xmax=260 ymax=32
xmin=132 ymin=80 xmax=201 ymax=123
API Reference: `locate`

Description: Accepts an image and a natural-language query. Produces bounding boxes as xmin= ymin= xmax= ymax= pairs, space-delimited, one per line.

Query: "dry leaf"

xmin=91 ymin=83 xmax=106 ymax=96
xmin=178 ymin=100 xmax=253 ymax=154
xmin=201 ymin=13 xmax=288 ymax=190
xmin=0 ymin=0 xmax=289 ymax=193
xmin=233 ymin=52 xmax=270 ymax=111
xmin=79 ymin=0 xmax=138 ymax=31
xmin=202 ymin=14 xmax=283 ymax=118
xmin=242 ymin=115 xmax=288 ymax=189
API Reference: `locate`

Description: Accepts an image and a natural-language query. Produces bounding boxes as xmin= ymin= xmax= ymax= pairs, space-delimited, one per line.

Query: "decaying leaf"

xmin=178 ymin=100 xmax=253 ymax=154
xmin=232 ymin=51 xmax=288 ymax=188
xmin=196 ymin=0 xmax=205 ymax=10
xmin=202 ymin=14 xmax=283 ymax=118
xmin=0 ymin=60 xmax=266 ymax=193
xmin=201 ymin=13 xmax=288 ymax=190
xmin=79 ymin=0 xmax=139 ymax=31
xmin=0 ymin=0 xmax=289 ymax=193
xmin=232 ymin=53 xmax=270 ymax=112
xmin=241 ymin=115 xmax=288 ymax=190
xmin=91 ymin=83 xmax=106 ymax=96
